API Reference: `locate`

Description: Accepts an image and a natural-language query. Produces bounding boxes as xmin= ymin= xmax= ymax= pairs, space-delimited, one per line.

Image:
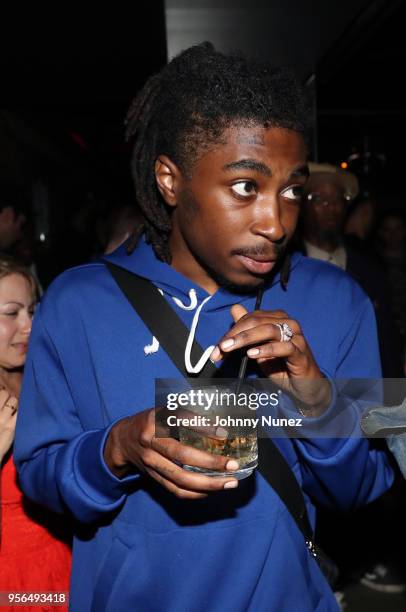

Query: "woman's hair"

xmin=0 ymin=255 xmax=39 ymax=299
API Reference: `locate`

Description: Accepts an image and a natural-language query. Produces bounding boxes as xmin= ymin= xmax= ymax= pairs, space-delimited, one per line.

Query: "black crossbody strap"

xmin=256 ymin=437 xmax=313 ymax=542
xmin=104 ymin=260 xmax=314 ymax=545
xmin=105 ymin=261 xmax=217 ymax=378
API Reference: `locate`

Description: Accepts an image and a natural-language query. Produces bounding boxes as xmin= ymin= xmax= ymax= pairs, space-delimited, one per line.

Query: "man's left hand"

xmin=210 ymin=305 xmax=331 ymax=415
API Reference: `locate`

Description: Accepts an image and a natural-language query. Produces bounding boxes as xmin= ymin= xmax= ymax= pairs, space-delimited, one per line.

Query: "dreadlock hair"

xmin=125 ymin=42 xmax=309 ymax=262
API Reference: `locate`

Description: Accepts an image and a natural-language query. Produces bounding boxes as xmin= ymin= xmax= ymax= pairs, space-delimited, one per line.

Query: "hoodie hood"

xmin=104 ymin=236 xmax=303 ymax=374
xmin=106 ymin=236 xmax=300 ymax=374
xmin=105 ymin=235 xmax=302 ymax=312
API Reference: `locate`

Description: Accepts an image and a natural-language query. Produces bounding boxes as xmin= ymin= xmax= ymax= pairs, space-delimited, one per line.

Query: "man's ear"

xmin=154 ymin=155 xmax=182 ymax=208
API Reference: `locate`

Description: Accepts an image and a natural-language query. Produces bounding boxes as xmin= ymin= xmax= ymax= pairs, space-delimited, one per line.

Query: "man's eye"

xmin=281 ymin=185 xmax=304 ymax=201
xmin=231 ymin=181 xmax=257 ymax=197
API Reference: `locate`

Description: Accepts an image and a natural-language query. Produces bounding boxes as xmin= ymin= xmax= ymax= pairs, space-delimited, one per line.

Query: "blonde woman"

xmin=0 ymin=256 xmax=71 ymax=610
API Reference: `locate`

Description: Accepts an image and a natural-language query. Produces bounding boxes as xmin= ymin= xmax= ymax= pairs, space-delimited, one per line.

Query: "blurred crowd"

xmin=291 ymin=163 xmax=406 ymax=599
xmin=294 ymin=163 xmax=406 ymax=381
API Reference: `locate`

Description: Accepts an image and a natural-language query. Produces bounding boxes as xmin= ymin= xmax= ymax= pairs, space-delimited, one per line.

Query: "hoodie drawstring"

xmin=183 ymin=294 xmax=215 ymax=374
xmin=144 ymin=336 xmax=160 ymax=355
xmin=143 ymin=288 xmax=215 ymax=374
xmin=172 ymin=288 xmax=198 ymax=311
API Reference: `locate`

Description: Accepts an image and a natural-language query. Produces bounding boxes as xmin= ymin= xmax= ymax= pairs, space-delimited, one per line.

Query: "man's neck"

xmin=169 ymin=230 xmax=219 ymax=295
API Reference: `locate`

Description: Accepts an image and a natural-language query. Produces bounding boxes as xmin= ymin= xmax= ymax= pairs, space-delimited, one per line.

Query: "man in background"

xmin=300 ymin=163 xmax=402 ymax=379
xmin=300 ymin=164 xmax=405 ymax=594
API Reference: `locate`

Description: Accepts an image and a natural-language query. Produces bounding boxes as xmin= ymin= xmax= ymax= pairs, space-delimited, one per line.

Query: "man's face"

xmin=302 ymin=175 xmax=348 ymax=245
xmin=163 ymin=125 xmax=308 ymax=293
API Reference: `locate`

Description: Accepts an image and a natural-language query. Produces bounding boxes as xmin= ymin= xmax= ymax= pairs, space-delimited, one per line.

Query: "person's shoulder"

xmin=40 ymin=260 xmax=109 ymax=310
xmin=291 ymin=252 xmax=369 ymax=307
xmin=293 ymin=251 xmax=351 ymax=282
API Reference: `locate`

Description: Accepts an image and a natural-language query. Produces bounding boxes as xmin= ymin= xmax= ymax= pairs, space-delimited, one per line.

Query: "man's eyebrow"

xmin=223 ymin=159 xmax=272 ymax=177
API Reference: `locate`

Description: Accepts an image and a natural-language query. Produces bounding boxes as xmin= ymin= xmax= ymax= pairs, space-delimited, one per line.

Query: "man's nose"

xmin=251 ymin=199 xmax=286 ymax=243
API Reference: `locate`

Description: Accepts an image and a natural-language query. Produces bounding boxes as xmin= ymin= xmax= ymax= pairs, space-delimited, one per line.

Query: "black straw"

xmin=236 ymin=286 xmax=265 ymax=386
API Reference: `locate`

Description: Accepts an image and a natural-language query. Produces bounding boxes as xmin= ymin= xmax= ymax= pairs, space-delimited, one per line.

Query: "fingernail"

xmin=247 ymin=348 xmax=260 ymax=357
xmin=221 ymin=338 xmax=234 ymax=350
xmin=216 ymin=427 xmax=228 ymax=438
xmin=224 ymin=480 xmax=238 ymax=489
xmin=210 ymin=346 xmax=221 ymax=362
xmin=226 ymin=460 xmax=239 ymax=471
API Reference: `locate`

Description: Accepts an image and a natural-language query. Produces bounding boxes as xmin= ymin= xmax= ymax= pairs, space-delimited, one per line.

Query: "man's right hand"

xmin=103 ymin=408 xmax=239 ymax=499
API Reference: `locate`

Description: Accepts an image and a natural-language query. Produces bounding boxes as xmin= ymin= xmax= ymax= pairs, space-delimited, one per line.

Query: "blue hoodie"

xmin=14 ymin=238 xmax=393 ymax=612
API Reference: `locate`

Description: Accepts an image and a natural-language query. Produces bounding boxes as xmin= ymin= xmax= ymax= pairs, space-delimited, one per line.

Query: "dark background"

xmin=0 ymin=0 xmax=405 ymax=260
xmin=2 ymin=6 xmax=406 ymax=608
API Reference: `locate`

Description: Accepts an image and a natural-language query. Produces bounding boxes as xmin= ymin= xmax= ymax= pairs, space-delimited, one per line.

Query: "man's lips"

xmin=236 ymin=255 xmax=277 ymax=275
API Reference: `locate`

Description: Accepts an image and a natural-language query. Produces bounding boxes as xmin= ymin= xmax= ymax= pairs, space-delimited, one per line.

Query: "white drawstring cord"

xmin=184 ymin=295 xmax=215 ymax=374
xmin=172 ymin=288 xmax=198 ymax=310
xmin=143 ymin=288 xmax=164 ymax=355
xmin=144 ymin=336 xmax=160 ymax=355
xmin=143 ymin=288 xmax=214 ymax=373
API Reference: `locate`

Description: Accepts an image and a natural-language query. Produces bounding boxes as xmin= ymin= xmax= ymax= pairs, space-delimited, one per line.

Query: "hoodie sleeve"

xmin=279 ymin=280 xmax=393 ymax=511
xmin=14 ymin=305 xmax=140 ymax=525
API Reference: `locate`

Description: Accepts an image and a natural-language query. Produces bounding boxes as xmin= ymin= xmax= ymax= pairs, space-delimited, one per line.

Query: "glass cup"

xmin=178 ymin=386 xmax=258 ymax=479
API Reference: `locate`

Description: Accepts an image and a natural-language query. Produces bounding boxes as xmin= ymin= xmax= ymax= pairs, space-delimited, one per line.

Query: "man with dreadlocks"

xmin=15 ymin=43 xmax=391 ymax=611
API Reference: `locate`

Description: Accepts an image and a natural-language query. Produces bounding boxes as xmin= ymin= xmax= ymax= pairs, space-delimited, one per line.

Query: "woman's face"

xmin=0 ymin=273 xmax=35 ymax=369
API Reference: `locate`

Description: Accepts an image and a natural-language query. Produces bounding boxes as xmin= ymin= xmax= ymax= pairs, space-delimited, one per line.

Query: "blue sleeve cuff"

xmin=73 ymin=423 xmax=140 ymax=507
xmin=277 ymin=370 xmax=360 ymax=440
